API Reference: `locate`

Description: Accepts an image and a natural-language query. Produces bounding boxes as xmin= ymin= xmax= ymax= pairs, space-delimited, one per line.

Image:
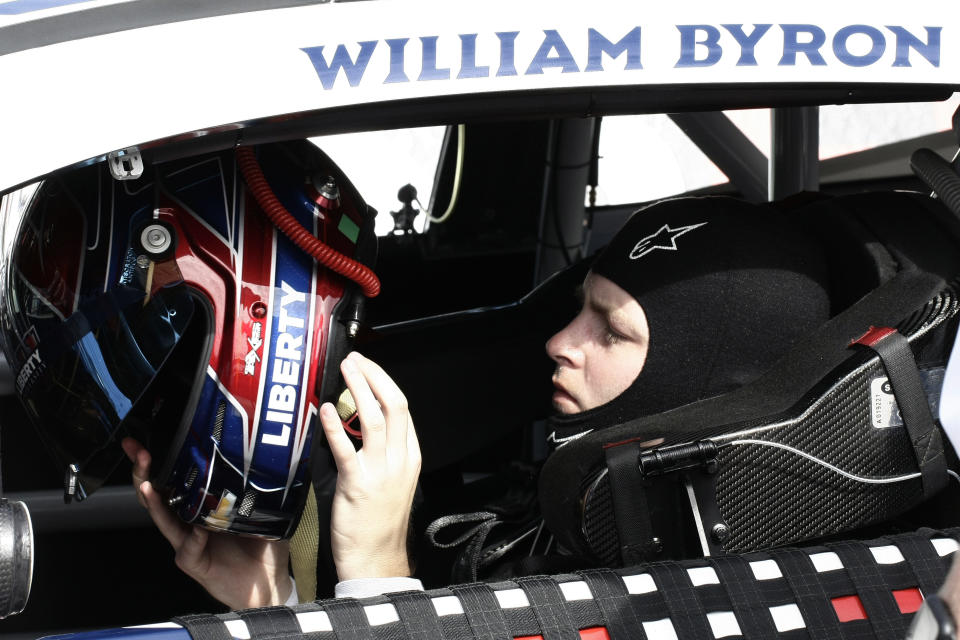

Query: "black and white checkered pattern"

xmin=170 ymin=528 xmax=959 ymax=640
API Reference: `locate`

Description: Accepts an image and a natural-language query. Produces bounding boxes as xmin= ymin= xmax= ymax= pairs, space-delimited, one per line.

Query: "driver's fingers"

xmin=348 ymin=353 xmax=410 ymax=458
xmin=139 ymin=480 xmax=189 ymax=550
xmin=341 ymin=355 xmax=387 ymax=462
xmin=121 ymin=437 xmax=152 ymax=507
xmin=320 ymin=402 xmax=359 ymax=477
xmin=174 ymin=526 xmax=210 ymax=579
xmin=407 ymin=415 xmax=421 ymax=467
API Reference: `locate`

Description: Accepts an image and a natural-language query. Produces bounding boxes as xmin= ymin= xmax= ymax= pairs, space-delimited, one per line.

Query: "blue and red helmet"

xmin=0 ymin=140 xmax=378 ymax=538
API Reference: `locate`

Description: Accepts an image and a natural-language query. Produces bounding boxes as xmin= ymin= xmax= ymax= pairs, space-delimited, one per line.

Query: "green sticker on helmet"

xmin=338 ymin=215 xmax=360 ymax=244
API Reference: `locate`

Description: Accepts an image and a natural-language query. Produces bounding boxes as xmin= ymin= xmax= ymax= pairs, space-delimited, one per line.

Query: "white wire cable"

xmin=949 ymin=469 xmax=960 ymax=486
xmin=728 ymin=439 xmax=922 ymax=485
xmin=421 ymin=124 xmax=465 ymax=224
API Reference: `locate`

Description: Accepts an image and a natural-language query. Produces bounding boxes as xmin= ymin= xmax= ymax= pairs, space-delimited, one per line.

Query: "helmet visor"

xmin=14 ymin=282 xmax=194 ymax=497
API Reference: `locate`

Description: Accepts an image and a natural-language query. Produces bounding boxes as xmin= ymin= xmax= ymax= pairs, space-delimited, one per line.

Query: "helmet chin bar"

xmin=0 ymin=433 xmax=34 ymax=618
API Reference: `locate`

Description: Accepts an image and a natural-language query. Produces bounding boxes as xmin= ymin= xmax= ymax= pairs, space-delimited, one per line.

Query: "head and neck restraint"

xmin=540 ymin=157 xmax=960 ymax=568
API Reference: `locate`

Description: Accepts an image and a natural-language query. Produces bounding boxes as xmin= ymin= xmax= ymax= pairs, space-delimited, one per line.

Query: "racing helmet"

xmin=0 ymin=140 xmax=378 ymax=539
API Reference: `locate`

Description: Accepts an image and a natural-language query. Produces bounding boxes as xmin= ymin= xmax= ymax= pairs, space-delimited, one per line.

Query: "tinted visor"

xmin=19 ymin=284 xmax=194 ymax=496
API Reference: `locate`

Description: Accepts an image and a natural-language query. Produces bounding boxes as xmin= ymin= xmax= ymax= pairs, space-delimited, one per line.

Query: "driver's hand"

xmin=121 ymin=438 xmax=293 ymax=610
xmin=321 ymin=352 xmax=422 ymax=581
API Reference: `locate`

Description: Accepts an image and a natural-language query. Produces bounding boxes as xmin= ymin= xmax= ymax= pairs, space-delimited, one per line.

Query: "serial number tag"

xmin=870 ymin=367 xmax=944 ymax=429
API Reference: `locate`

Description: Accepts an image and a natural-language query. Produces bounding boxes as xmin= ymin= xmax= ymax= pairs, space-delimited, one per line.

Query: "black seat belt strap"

xmin=851 ymin=326 xmax=947 ymax=497
xmin=604 ymin=441 xmax=658 ymax=565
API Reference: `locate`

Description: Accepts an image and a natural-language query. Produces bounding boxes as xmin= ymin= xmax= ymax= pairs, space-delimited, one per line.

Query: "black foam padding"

xmin=386 ymin=591 xmax=446 ymax=640
xmin=896 ymin=531 xmax=957 ymax=596
xmin=171 ymin=613 xmax=235 ymax=640
xmin=448 ymin=583 xmax=511 ymax=640
xmin=238 ymin=607 xmax=301 ymax=638
xmin=647 ymin=563 xmax=715 ymax=640
xmin=830 ymin=541 xmax=905 ymax=640
xmin=321 ymin=599 xmax=376 ymax=640
xmin=515 ymin=576 xmax=581 ymax=640
xmin=577 ymin=568 xmax=649 ymax=640
xmin=775 ymin=549 xmax=846 ymax=639
xmin=707 ymin=553 xmax=784 ymax=639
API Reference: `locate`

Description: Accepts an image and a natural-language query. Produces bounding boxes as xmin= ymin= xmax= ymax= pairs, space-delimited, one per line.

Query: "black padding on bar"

xmin=386 ymin=590 xmax=446 ymax=640
xmin=775 ymin=549 xmax=845 ymax=640
xmin=172 ymin=613 xmax=234 ymax=640
xmin=501 ymin=605 xmax=541 ymax=638
xmin=708 ymin=554 xmax=782 ymax=640
xmin=648 ymin=563 xmax=714 ymax=640
xmin=238 ymin=606 xmax=301 ymax=638
xmin=322 ymin=598 xmax=375 ymax=640
xmin=565 ymin=597 xmax=605 ymax=631
xmin=516 ymin=576 xmax=581 ymax=640
xmin=436 ymin=609 xmax=475 ymax=640
xmin=578 ymin=568 xmax=648 ymax=640
xmin=449 ymin=583 xmax=511 ymax=640
xmin=829 ymin=541 xmax=906 ymax=640
xmin=170 ymin=528 xmax=960 ymax=640
xmin=685 ymin=573 xmax=732 ymax=613
xmin=895 ymin=530 xmax=956 ymax=596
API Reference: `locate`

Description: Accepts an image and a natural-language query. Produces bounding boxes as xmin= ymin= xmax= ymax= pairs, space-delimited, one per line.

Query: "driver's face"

xmin=546 ymin=273 xmax=649 ymax=414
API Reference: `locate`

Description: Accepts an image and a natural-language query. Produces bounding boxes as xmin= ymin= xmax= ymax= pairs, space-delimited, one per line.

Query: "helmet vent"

xmin=237 ymin=490 xmax=256 ymax=518
xmin=212 ymin=401 xmax=226 ymax=443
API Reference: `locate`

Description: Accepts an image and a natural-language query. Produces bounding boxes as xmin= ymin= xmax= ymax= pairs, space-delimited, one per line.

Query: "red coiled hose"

xmin=236 ymin=146 xmax=381 ymax=297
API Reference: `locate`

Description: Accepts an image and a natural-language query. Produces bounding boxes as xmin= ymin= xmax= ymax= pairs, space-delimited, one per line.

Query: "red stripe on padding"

xmin=832 ymin=595 xmax=868 ymax=622
xmin=850 ymin=326 xmax=896 ymax=348
xmin=515 ymin=629 xmax=610 ymax=640
xmin=893 ymin=588 xmax=924 ymax=614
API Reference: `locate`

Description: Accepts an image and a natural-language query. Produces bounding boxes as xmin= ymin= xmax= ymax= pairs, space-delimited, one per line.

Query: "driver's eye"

xmin=603 ymin=325 xmax=623 ymax=345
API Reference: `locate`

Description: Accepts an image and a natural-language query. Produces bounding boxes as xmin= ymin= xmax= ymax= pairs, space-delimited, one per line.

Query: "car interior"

xmin=2 ymin=91 xmax=960 ymax=637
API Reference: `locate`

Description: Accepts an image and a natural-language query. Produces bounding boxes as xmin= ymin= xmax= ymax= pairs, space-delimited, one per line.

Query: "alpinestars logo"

xmin=244 ymin=322 xmax=263 ymax=375
xmin=629 ymin=222 xmax=708 ymax=259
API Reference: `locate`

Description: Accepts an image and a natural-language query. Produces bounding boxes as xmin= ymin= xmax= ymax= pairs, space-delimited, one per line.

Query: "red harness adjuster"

xmin=850 ymin=326 xmax=897 ymax=348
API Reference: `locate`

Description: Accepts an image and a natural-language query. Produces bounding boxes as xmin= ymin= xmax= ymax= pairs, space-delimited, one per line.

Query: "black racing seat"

xmin=539 ymin=190 xmax=960 ymax=567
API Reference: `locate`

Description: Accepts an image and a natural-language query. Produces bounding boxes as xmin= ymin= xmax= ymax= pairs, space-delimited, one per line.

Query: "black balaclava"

xmin=548 ymin=196 xmax=831 ymax=441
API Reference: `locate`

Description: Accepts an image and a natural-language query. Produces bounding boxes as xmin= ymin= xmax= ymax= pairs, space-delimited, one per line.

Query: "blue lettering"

xmin=721 ymin=24 xmax=771 ymax=66
xmin=833 ymin=25 xmax=884 ymax=67
xmin=526 ymin=30 xmax=580 ymax=74
xmin=887 ymin=26 xmax=941 ymax=67
xmin=676 ymin=25 xmax=722 ymax=67
xmin=779 ymin=25 xmax=827 ymax=66
xmin=458 ymin=34 xmax=490 ymax=79
xmin=418 ymin=36 xmax=451 ymax=81
xmin=384 ymin=38 xmax=410 ymax=83
xmin=585 ymin=27 xmax=642 ymax=72
xmin=496 ymin=31 xmax=519 ymax=76
xmin=300 ymin=41 xmax=378 ymax=89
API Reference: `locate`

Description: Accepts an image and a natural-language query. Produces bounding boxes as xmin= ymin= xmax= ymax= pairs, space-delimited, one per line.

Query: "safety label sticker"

xmin=870 ymin=367 xmax=944 ymax=429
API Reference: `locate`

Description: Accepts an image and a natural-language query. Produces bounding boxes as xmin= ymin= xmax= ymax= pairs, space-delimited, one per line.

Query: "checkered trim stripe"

xmin=172 ymin=527 xmax=959 ymax=640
